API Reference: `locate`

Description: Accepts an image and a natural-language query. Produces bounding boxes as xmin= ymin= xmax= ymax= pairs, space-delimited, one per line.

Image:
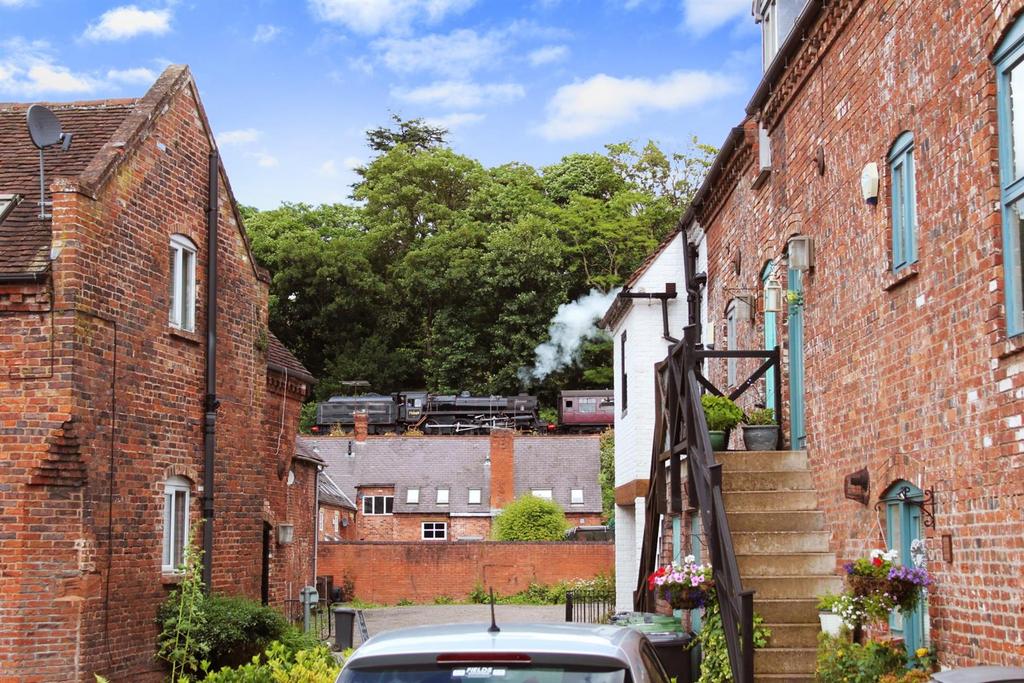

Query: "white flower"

xmin=684 ymin=555 xmax=695 ymax=564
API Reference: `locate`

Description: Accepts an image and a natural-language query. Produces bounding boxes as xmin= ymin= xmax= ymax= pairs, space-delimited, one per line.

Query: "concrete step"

xmin=744 ymin=575 xmax=843 ymax=599
xmin=752 ymin=598 xmax=819 ymax=623
xmin=724 ymin=490 xmax=819 ymax=512
xmin=754 ymin=647 xmax=817 ymax=675
xmin=733 ymin=531 xmax=831 ymax=554
xmin=728 ymin=510 xmax=825 ymax=532
xmin=760 ymin=623 xmax=821 ymax=648
xmin=738 ymin=552 xmax=837 ymax=576
xmin=718 ymin=450 xmax=808 ymax=472
xmin=722 ymin=470 xmax=813 ymax=492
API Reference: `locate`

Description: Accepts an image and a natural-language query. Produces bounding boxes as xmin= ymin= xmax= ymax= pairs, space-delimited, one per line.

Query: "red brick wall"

xmin=319 ymin=541 xmax=614 ymax=604
xmin=0 ymin=69 xmax=309 ymax=682
xmin=698 ymin=1 xmax=1024 ymax=666
xmin=319 ymin=502 xmax=357 ymax=541
xmin=489 ymin=429 xmax=515 ymax=508
xmin=354 ymin=486 xmax=396 ymax=540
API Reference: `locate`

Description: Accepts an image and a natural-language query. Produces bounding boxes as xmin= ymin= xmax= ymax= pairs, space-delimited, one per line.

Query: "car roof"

xmin=930 ymin=667 xmax=1024 ymax=683
xmin=346 ymin=623 xmax=645 ymax=670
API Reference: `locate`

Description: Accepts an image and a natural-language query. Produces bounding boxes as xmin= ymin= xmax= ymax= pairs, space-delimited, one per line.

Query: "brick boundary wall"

xmin=319 ymin=541 xmax=614 ymax=604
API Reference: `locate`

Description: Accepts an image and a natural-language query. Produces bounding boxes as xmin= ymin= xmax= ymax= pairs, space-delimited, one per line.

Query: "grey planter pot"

xmin=742 ymin=425 xmax=778 ymax=451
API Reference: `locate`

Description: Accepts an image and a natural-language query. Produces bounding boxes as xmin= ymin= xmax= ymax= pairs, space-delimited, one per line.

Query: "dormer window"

xmin=0 ymin=194 xmax=19 ymax=224
xmin=754 ymin=0 xmax=807 ymax=70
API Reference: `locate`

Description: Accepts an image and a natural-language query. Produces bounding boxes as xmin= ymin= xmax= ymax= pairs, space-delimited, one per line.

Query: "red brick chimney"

xmin=353 ymin=411 xmax=368 ymax=442
xmin=489 ymin=429 xmax=515 ymax=509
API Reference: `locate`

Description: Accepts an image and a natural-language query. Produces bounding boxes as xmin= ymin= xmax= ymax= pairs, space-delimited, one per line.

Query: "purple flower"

xmin=844 ymin=562 xmax=855 ymax=574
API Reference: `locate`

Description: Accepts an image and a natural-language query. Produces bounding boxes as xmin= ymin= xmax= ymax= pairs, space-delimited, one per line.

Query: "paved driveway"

xmin=355 ymin=604 xmax=565 ymax=646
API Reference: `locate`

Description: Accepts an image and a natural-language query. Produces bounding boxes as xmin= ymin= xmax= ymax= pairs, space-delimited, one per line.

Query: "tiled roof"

xmin=267 ymin=332 xmax=316 ymax=384
xmin=319 ymin=470 xmax=356 ymax=509
xmin=0 ymin=100 xmax=136 ymax=277
xmin=304 ymin=435 xmax=602 ymax=515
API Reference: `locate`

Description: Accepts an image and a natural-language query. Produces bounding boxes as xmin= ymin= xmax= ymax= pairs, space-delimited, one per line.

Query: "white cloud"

xmin=83 ymin=5 xmax=172 ymax=41
xmin=308 ymin=0 xmax=475 ymax=34
xmin=253 ymin=24 xmax=282 ymax=43
xmin=250 ymin=152 xmax=279 ymax=168
xmin=539 ymin=70 xmax=737 ymax=140
xmin=373 ymin=28 xmax=505 ymax=77
xmin=682 ymin=0 xmax=749 ymax=36
xmin=0 ymin=0 xmax=33 ymax=6
xmin=348 ymin=56 xmax=374 ymax=76
xmin=424 ymin=112 xmax=484 ymax=129
xmin=392 ymin=80 xmax=524 ymax=109
xmin=319 ymin=159 xmax=338 ymax=176
xmin=219 ymin=128 xmax=263 ymax=145
xmin=342 ymin=156 xmax=364 ymax=170
xmin=0 ymin=39 xmax=97 ymax=95
xmin=106 ymin=66 xmax=157 ymax=84
xmin=528 ymin=44 xmax=568 ymax=66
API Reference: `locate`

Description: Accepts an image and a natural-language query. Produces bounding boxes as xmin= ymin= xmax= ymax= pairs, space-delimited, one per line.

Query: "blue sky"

xmin=0 ymin=0 xmax=761 ymax=209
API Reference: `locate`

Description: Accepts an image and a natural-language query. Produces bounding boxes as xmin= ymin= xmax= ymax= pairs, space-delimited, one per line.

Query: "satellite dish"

xmin=26 ymin=105 xmax=65 ymax=149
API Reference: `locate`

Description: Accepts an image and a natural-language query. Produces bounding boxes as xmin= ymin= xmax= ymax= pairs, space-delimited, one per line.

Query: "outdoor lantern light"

xmin=861 ymin=162 xmax=880 ymax=204
xmin=787 ymin=235 xmax=814 ymax=272
xmin=277 ymin=523 xmax=294 ymax=545
xmin=764 ymin=275 xmax=783 ymax=313
xmin=732 ymin=295 xmax=754 ymax=322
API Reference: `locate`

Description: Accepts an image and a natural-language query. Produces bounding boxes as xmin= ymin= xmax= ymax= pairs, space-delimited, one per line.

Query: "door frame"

xmin=787 ymin=267 xmax=805 ymax=448
xmin=882 ymin=481 xmax=926 ymax=656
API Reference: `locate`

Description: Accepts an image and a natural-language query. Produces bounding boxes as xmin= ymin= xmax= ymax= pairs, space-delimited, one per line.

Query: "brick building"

xmin=0 ymin=65 xmax=316 ymax=681
xmin=304 ymin=424 xmax=604 ymax=543
xmin=618 ymin=0 xmax=1024 ymax=672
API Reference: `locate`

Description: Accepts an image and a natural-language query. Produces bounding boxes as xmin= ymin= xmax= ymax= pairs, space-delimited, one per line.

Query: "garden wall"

xmin=319 ymin=541 xmax=614 ymax=604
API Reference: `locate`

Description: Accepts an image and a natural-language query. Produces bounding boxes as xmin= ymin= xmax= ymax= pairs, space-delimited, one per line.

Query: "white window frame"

xmin=406 ymin=488 xmax=420 ymax=504
xmin=468 ymin=488 xmax=482 ymax=505
xmin=436 ymin=488 xmax=449 ymax=505
xmin=362 ymin=495 xmax=394 ymax=515
xmin=532 ymin=489 xmax=553 ymax=500
xmin=571 ymin=488 xmax=584 ymax=505
xmin=319 ymin=509 xmax=324 ymax=532
xmin=169 ymin=234 xmax=197 ymax=332
xmin=162 ymin=476 xmax=191 ymax=573
xmin=333 ymin=510 xmax=339 ymax=532
xmin=421 ymin=521 xmax=447 ymax=540
xmin=756 ymin=0 xmax=806 ymax=70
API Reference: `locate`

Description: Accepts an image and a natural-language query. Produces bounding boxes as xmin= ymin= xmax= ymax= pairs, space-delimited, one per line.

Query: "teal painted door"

xmin=884 ymin=484 xmax=926 ymax=657
xmin=763 ymin=269 xmax=777 ymax=414
xmin=787 ymin=268 xmax=805 ymax=448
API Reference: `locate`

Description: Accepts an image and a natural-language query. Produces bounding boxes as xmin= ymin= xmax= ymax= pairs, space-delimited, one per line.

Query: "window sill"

xmin=169 ymin=326 xmax=201 ymax=344
xmin=882 ymin=264 xmax=920 ymax=291
xmin=751 ymin=167 xmax=771 ymax=190
xmin=161 ymin=572 xmax=184 ymax=586
xmin=996 ymin=332 xmax=1024 ymax=360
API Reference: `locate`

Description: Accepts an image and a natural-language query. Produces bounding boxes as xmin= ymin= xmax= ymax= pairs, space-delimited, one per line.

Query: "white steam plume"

xmin=520 ymin=288 xmax=620 ymax=383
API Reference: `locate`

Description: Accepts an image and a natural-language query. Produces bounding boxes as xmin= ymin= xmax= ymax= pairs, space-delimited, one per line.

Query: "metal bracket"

xmin=898 ymin=486 xmax=936 ymax=528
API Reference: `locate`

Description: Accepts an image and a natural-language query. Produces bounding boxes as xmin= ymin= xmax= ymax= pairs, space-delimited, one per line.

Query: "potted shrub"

xmin=817 ymin=593 xmax=844 ymax=636
xmin=742 ymin=407 xmax=778 ymax=451
xmin=700 ymin=394 xmax=743 ymax=450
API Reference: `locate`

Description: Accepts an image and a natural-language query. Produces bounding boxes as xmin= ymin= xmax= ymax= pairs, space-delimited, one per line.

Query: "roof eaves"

xmin=745 ymin=0 xmax=825 ymax=116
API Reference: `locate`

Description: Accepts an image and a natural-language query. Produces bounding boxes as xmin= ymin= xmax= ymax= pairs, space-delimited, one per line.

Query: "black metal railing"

xmin=283 ymin=600 xmax=334 ymax=642
xmin=635 ymin=324 xmax=780 ymax=683
xmin=565 ymin=589 xmax=616 ymax=624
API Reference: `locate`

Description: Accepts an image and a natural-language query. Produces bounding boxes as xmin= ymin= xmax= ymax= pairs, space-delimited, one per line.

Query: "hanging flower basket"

xmin=667 ymin=585 xmax=713 ymax=610
xmin=847 ymin=574 xmax=892 ymax=598
xmin=647 ymin=558 xmax=714 ymax=610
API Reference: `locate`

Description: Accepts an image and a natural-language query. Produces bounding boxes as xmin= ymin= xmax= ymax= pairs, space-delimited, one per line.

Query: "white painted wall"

xmin=607 ymin=231 xmax=691 ymax=610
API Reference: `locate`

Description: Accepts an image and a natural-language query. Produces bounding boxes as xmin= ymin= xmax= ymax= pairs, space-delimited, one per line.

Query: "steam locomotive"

xmin=313 ymin=389 xmax=614 ymax=435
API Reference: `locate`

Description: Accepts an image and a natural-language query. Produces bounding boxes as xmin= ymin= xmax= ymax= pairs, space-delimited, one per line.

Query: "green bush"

xmin=700 ymin=394 xmax=743 ymax=432
xmin=742 ymin=407 xmax=774 ymax=426
xmin=815 ymin=633 xmax=906 ymax=683
xmin=200 ymin=640 xmax=341 ymax=682
xmin=492 ymin=494 xmax=568 ymax=541
xmin=692 ymin=595 xmax=771 ymax=683
xmin=433 ymin=595 xmax=455 ymax=605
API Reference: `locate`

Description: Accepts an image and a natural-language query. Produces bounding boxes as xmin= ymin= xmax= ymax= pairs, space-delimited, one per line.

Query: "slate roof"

xmin=318 ymin=471 xmax=356 ymax=510
xmin=268 ymin=332 xmax=316 ymax=384
xmin=303 ymin=435 xmax=602 ymax=515
xmin=0 ymin=100 xmax=136 ymax=277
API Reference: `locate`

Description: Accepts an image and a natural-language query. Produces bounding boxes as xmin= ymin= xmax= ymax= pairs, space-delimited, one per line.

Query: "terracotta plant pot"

xmin=742 ymin=425 xmax=779 ymax=451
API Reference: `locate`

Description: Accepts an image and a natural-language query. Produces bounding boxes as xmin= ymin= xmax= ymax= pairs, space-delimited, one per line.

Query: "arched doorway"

xmin=881 ymin=481 xmax=927 ymax=656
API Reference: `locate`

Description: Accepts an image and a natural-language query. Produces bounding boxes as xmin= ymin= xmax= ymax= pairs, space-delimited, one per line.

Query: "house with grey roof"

xmin=301 ymin=423 xmax=603 ymax=542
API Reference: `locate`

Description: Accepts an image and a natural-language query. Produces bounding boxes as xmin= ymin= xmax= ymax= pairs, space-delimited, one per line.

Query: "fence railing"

xmin=565 ymin=589 xmax=615 ymax=624
xmin=283 ymin=600 xmax=333 ymax=642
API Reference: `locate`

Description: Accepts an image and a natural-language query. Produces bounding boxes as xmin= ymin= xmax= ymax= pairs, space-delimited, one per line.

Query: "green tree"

xmin=365 ymin=114 xmax=448 ymax=154
xmin=493 ymin=495 xmax=569 ymax=541
xmin=598 ymin=430 xmax=615 ymax=524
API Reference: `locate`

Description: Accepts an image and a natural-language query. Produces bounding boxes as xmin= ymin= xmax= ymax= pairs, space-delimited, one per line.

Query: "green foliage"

xmin=157 ymin=528 xmax=208 ymax=680
xmin=433 ymin=595 xmax=455 ymax=605
xmin=815 ymin=633 xmax=906 ymax=683
xmin=879 ymin=672 xmax=931 ymax=683
xmin=298 ymin=402 xmax=317 ymax=434
xmin=700 ymin=394 xmax=744 ymax=432
xmin=817 ymin=592 xmax=840 ymax=611
xmin=598 ymin=429 xmax=615 ymax=523
xmin=468 ymin=576 xmax=614 ymax=605
xmin=538 ymin=407 xmax=558 ymax=425
xmin=692 ymin=594 xmax=771 ymax=683
xmin=200 ymin=640 xmax=341 ymax=683
xmin=396 ymin=598 xmax=414 ymax=606
xmin=742 ymin=408 xmax=774 ymax=426
xmin=337 ymin=572 xmax=356 ymax=603
xmin=492 ymin=494 xmax=569 ymax=541
xmin=243 ymin=129 xmax=715 ymax=402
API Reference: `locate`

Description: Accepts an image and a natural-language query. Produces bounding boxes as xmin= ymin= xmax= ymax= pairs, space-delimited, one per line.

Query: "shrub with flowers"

xmin=843 ymin=549 xmax=931 ymax=615
xmin=646 ymin=556 xmax=713 ymax=610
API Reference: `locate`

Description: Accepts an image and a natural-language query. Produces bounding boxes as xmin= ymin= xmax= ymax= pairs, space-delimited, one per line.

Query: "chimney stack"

xmin=489 ymin=428 xmax=515 ymax=510
xmin=353 ymin=411 xmax=368 ymax=442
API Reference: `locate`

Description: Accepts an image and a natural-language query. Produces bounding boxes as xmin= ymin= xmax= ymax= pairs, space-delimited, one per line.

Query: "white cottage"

xmin=600 ymin=227 xmax=707 ymax=610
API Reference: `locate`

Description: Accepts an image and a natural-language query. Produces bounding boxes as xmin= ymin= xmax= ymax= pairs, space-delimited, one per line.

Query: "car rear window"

xmin=341 ymin=665 xmax=627 ymax=683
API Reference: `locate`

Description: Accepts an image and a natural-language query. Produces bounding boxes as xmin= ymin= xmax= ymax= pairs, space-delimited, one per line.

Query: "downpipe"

xmin=202 ymin=151 xmax=220 ymax=590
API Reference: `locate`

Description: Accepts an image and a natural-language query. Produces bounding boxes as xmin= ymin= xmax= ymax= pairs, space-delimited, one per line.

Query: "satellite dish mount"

xmin=26 ymin=105 xmax=73 ymax=220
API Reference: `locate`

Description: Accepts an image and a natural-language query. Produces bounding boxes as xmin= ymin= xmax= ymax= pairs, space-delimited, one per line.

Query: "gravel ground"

xmin=349 ymin=604 xmax=566 ymax=647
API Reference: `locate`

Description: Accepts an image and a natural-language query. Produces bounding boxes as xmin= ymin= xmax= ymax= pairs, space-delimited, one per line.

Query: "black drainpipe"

xmin=202 ymin=151 xmax=220 ymax=590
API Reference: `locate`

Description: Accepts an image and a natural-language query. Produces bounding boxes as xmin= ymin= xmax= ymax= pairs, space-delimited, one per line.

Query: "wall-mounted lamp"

xmin=843 ymin=468 xmax=870 ymax=505
xmin=764 ymin=276 xmax=784 ymax=313
xmin=726 ymin=291 xmax=756 ymax=321
xmin=277 ymin=523 xmax=294 ymax=545
xmin=895 ymin=485 xmax=936 ymax=528
xmin=787 ymin=235 xmax=814 ymax=272
xmin=861 ymin=162 xmax=879 ymax=205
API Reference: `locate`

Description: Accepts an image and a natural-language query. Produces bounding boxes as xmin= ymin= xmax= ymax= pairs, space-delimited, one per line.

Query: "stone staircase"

xmin=718 ymin=450 xmax=840 ymax=683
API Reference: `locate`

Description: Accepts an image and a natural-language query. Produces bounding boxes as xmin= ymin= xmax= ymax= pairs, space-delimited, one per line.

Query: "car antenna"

xmin=488 ymin=588 xmax=500 ymax=633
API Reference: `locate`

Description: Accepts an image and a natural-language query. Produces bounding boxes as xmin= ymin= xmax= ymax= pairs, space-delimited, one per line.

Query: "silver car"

xmin=337 ymin=623 xmax=671 ymax=683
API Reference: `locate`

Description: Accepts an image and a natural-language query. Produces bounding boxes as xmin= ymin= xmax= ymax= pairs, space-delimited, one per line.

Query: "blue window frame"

xmin=888 ymin=132 xmax=917 ymax=273
xmin=995 ymin=17 xmax=1024 ymax=336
